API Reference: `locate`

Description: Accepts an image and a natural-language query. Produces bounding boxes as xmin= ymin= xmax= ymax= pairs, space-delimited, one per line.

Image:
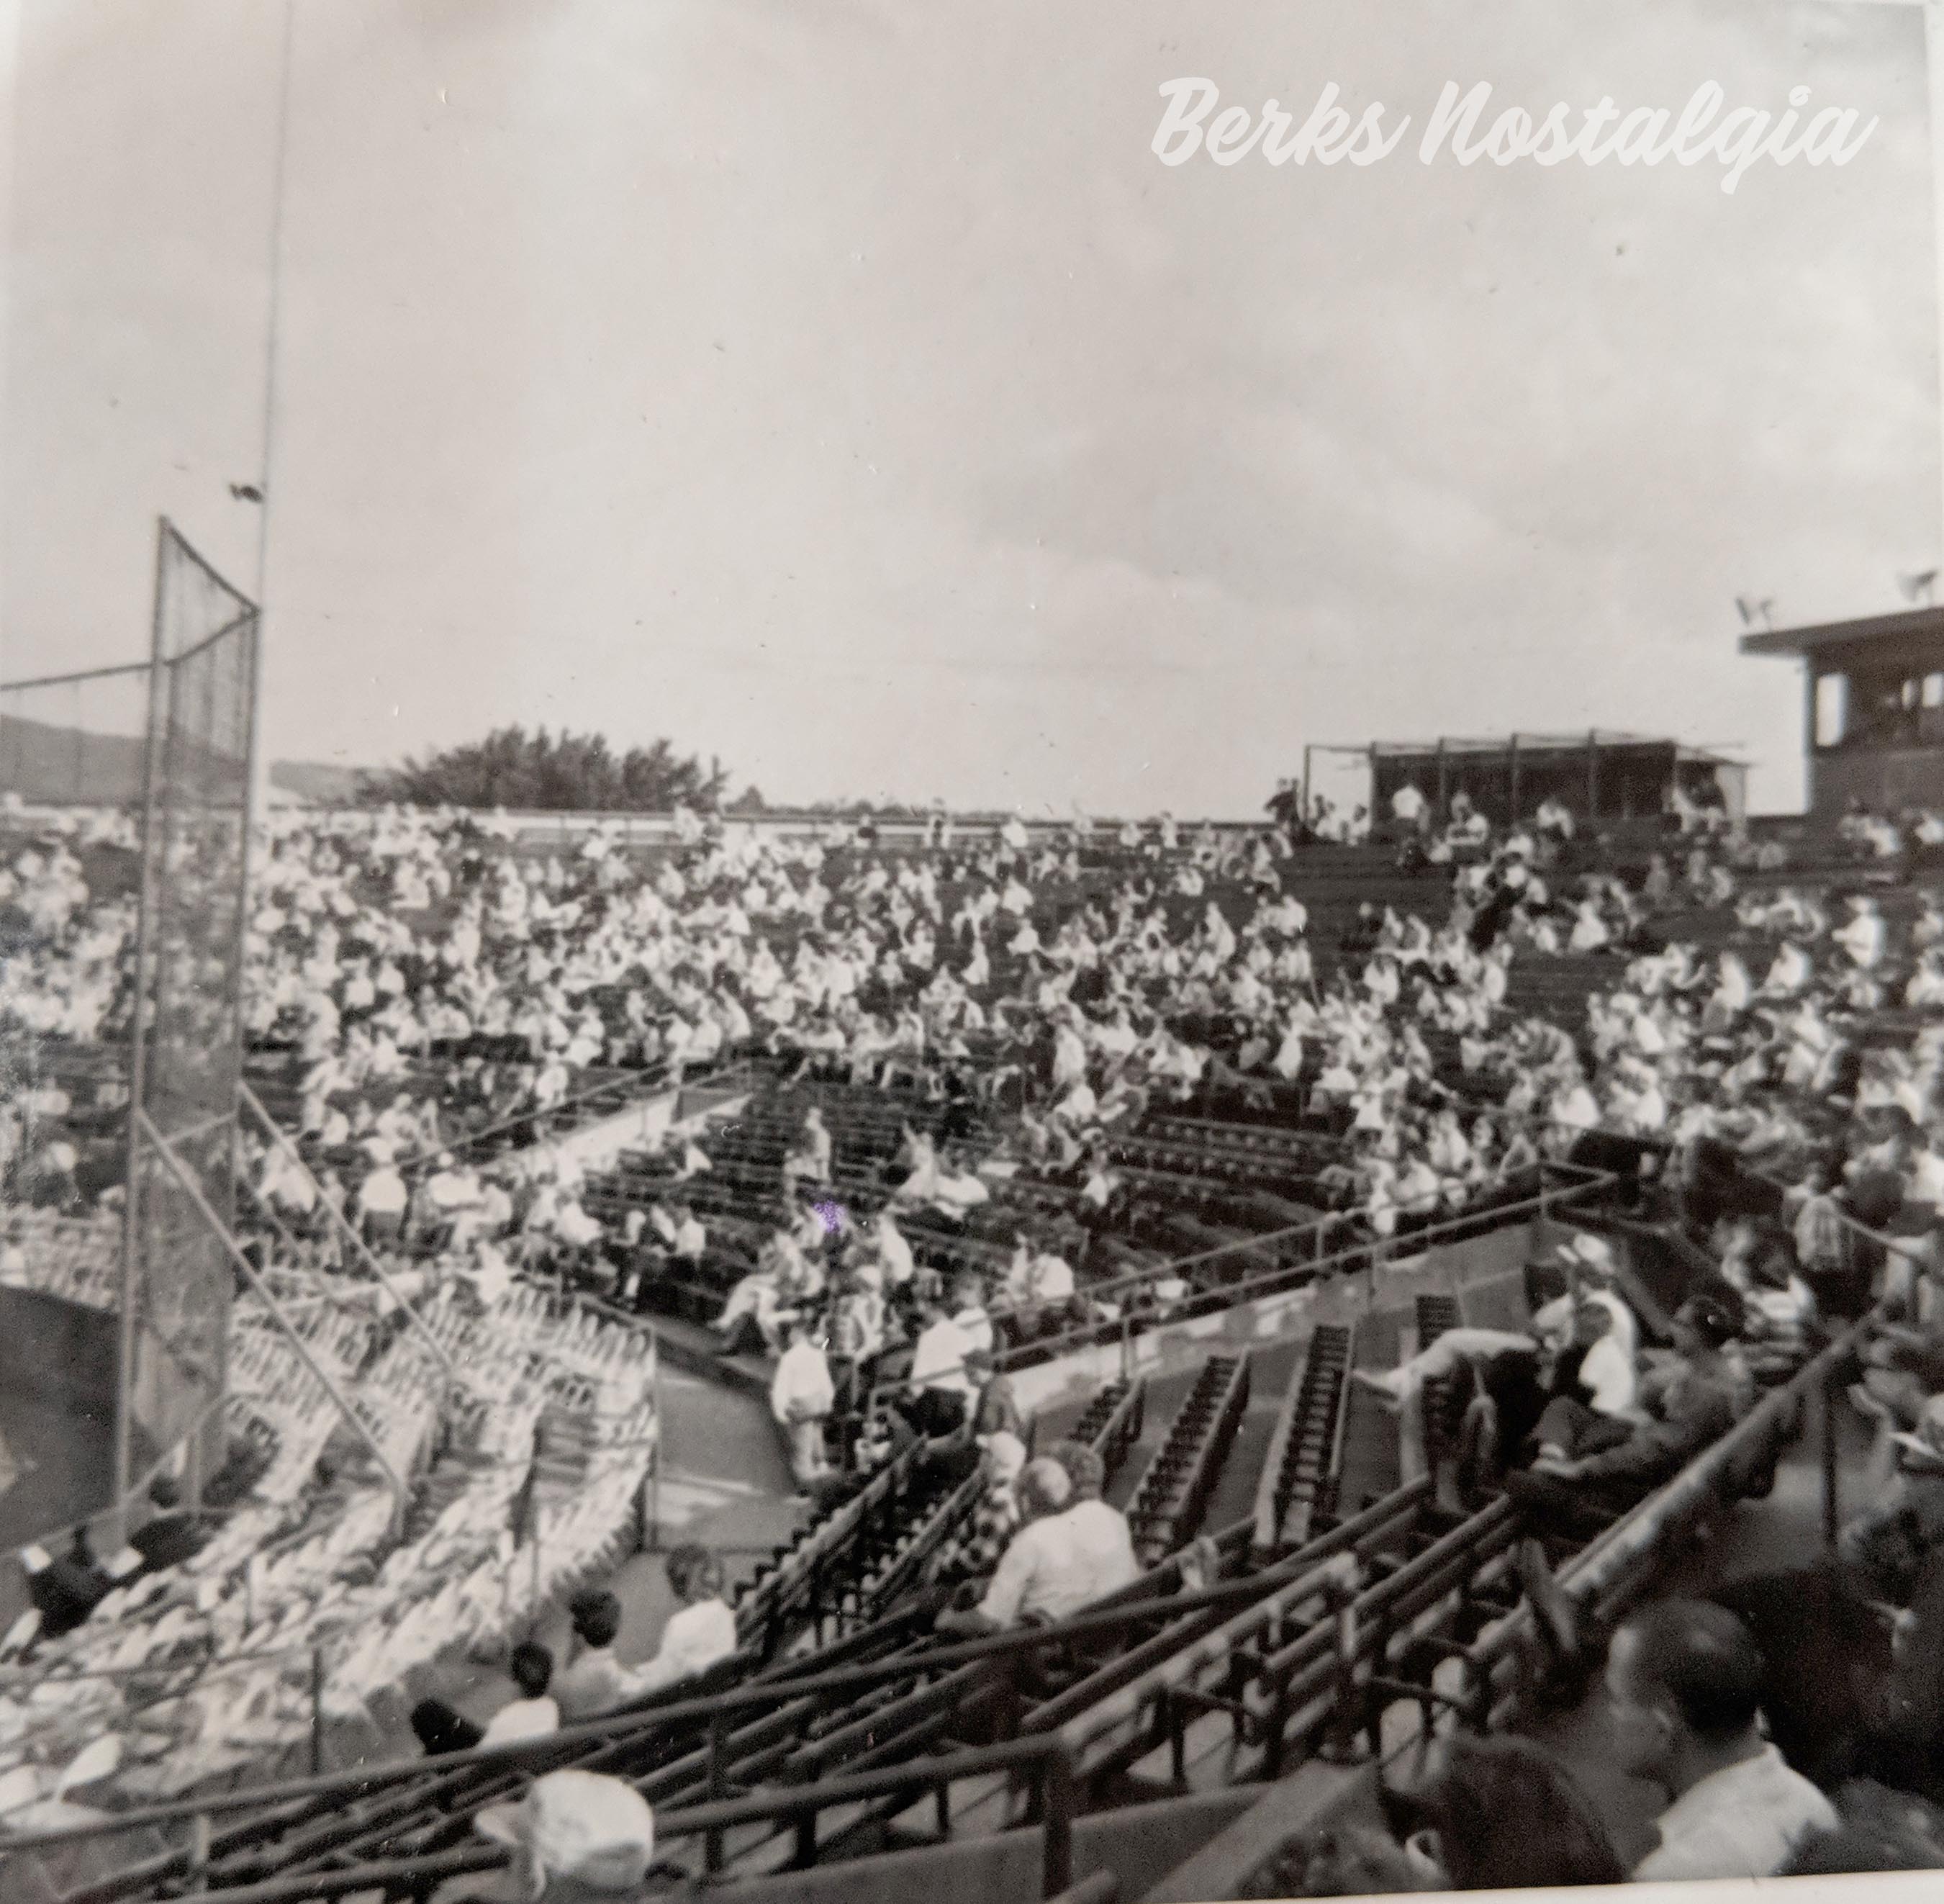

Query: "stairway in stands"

xmin=1253 ymin=1322 xmax=1353 ymax=1554
xmin=1332 ymin=1307 xmax=1406 ymax=1513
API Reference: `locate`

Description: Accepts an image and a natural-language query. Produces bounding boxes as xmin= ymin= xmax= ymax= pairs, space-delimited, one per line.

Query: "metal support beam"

xmin=113 ymin=520 xmax=173 ymax=1538
xmin=238 ymin=1081 xmax=463 ymax=1391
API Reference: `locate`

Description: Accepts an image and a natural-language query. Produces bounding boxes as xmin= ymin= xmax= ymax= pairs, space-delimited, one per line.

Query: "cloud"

xmin=1 ymin=0 xmax=1930 ymax=821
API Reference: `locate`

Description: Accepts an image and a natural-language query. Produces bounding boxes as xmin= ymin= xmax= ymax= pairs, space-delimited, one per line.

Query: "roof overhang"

xmin=1740 ymin=605 xmax=1944 ymax=662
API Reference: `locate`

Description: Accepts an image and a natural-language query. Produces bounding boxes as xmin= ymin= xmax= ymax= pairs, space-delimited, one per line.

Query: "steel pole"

xmin=113 ymin=519 xmax=173 ymax=1540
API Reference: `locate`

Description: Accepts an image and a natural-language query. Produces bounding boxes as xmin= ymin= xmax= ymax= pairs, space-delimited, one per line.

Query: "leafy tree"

xmin=368 ymin=725 xmax=756 ymax=813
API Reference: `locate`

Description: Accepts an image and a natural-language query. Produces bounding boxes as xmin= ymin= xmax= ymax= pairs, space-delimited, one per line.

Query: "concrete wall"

xmin=0 ymin=1285 xmax=119 ymax=1564
xmin=695 ymin=1787 xmax=1263 ymax=1904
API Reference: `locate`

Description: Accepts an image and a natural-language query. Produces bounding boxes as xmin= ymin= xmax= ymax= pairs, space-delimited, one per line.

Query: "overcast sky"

xmin=1 ymin=0 xmax=1933 ymax=815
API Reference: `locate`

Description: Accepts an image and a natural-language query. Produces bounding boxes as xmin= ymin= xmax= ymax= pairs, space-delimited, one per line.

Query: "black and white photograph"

xmin=0 ymin=1 xmax=1940 ymax=1899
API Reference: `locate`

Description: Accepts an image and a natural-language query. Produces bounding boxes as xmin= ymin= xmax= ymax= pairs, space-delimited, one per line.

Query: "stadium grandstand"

xmin=7 ymin=641 xmax=1944 ymax=1904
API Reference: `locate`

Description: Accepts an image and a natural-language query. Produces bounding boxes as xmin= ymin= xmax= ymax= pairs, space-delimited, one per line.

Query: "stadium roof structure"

xmin=1740 ymin=604 xmax=1944 ymax=660
xmin=1353 ymin=730 xmax=1743 ymax=765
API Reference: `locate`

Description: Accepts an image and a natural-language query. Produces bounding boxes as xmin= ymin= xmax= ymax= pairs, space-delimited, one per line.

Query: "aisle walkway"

xmin=366 ymin=1366 xmax=801 ymax=1761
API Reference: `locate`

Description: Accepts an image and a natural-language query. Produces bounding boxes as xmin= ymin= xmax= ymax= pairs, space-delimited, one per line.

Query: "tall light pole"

xmin=250 ymin=0 xmax=297 ymax=818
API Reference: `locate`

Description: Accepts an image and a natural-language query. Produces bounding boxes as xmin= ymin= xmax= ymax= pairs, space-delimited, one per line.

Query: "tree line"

xmin=364 ymin=726 xmax=764 ymax=813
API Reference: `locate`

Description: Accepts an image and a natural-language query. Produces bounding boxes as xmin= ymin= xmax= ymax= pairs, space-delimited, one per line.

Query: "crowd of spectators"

xmin=11 ymin=780 xmax=1944 ymax=1884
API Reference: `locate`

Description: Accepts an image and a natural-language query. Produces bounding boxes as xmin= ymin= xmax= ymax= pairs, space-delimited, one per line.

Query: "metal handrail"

xmin=840 ymin=1163 xmax=1610 ymax=1432
xmin=0 ymin=1486 xmax=1429 ymax=1863
xmin=389 ymin=1057 xmax=683 ymax=1179
xmin=992 ymin=1161 xmax=1612 ymax=1372
xmin=109 ymin=1736 xmax=1082 ymax=1904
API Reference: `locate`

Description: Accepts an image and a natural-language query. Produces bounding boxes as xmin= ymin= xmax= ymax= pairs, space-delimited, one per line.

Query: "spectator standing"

xmin=770 ymin=1317 xmax=835 ymax=1489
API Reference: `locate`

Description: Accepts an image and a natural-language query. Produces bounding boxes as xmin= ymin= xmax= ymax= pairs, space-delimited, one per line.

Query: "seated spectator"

xmin=551 ymin=1589 xmax=641 ymax=1723
xmin=1606 ymin=1600 xmax=1837 ymax=1880
xmin=928 ymin=1430 xmax=1028 ymax=1589
xmin=129 ymin=1475 xmax=212 ymax=1575
xmin=1243 ymin=1738 xmax=1621 ymax=1898
xmin=447 ymin=1769 xmax=658 ymax=1904
xmin=1505 ymin=1294 xmax=1743 ymax=1536
xmin=1730 ymin=1230 xmax=1819 ymax=1382
xmin=411 ymin=1698 xmax=484 ymax=1756
xmin=630 ymin=1545 xmax=736 ymax=1698
xmin=781 ymin=1106 xmax=833 ymax=1186
xmin=1842 ymin=1393 xmax=1944 ymax=1605
xmin=24 ymin=1528 xmax=114 ymax=1640
xmin=936 ymin=1442 xmax=1139 ymax=1635
xmin=1375 ymin=1735 xmax=1624 ymax=1890
xmin=899 ymin=1293 xmax=977 ymax=1439
xmin=479 ymin=1641 xmax=561 ymax=1746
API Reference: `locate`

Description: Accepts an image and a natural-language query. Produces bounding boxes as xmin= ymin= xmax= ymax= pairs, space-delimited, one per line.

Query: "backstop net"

xmin=121 ymin=522 xmax=260 ymax=1484
xmin=0 ymin=530 xmax=259 ymax=1504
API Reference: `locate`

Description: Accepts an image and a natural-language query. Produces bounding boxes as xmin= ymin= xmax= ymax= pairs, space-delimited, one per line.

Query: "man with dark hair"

xmin=129 ymin=1475 xmax=211 ymax=1576
xmin=479 ymin=1641 xmax=559 ymax=1745
xmin=1606 ymin=1598 xmax=1835 ymax=1880
xmin=552 ymin=1588 xmax=638 ymax=1722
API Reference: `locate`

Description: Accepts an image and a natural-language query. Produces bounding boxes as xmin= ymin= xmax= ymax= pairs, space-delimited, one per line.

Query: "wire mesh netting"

xmin=0 ymin=665 xmax=152 ymax=809
xmin=125 ymin=523 xmax=258 ymax=1464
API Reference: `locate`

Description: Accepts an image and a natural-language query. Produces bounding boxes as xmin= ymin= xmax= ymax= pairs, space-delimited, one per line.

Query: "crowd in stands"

xmin=10 ymin=780 xmax=1944 ymax=1887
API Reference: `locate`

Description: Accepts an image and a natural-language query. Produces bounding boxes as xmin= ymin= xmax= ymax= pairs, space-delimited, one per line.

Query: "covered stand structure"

xmin=1306 ymin=731 xmax=1745 ymax=833
xmin=1742 ymin=605 xmax=1944 ymax=819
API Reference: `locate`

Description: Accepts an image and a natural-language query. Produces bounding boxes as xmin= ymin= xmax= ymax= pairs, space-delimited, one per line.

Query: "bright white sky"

xmin=0 ymin=0 xmax=1934 ymax=816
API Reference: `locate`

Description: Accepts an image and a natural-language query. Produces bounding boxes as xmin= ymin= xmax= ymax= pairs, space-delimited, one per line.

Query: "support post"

xmin=1506 ymin=733 xmax=1520 ymax=825
xmin=1822 ymin=1366 xmax=1842 ymax=1550
xmin=187 ymin=1813 xmax=210 ymax=1895
xmin=1319 ymin=1571 xmax=1364 ymax=1763
xmin=1805 ymin=666 xmax=1822 ymax=816
xmin=1586 ymin=730 xmax=1599 ymax=818
xmin=114 ymin=518 xmax=174 ymax=1541
xmin=1041 ymin=1747 xmax=1075 ymax=1900
xmin=310 ymin=1646 xmax=326 ymax=1774
xmin=1301 ymin=744 xmax=1313 ymax=826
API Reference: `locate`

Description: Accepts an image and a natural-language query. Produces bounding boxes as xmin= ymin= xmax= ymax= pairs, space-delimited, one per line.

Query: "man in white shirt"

xmin=630 ymin=1546 xmax=738 ymax=1698
xmin=1607 ymin=1600 xmax=1836 ymax=1881
xmin=551 ymin=1589 xmax=641 ymax=1722
xmin=903 ymin=1296 xmax=976 ymax=1438
xmin=478 ymin=1642 xmax=561 ymax=1746
xmin=770 ymin=1319 xmax=835 ymax=1488
xmin=358 ymin=1160 xmax=409 ymax=1242
xmin=1389 ymin=784 xmax=1428 ymax=834
xmin=936 ymin=1456 xmax=1139 ymax=1633
xmin=672 ymin=1205 xmax=707 ymax=1263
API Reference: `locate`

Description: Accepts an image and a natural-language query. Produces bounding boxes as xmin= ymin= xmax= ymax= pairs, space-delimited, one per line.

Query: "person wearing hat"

xmin=1840 ymin=1392 xmax=1944 ymax=1606
xmin=1506 ymin=1294 xmax=1745 ymax=1538
xmin=443 ymin=1769 xmax=658 ymax=1903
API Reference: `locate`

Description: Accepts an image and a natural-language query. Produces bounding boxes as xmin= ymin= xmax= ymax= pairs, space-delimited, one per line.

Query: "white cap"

xmin=476 ymin=1772 xmax=655 ymax=1892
